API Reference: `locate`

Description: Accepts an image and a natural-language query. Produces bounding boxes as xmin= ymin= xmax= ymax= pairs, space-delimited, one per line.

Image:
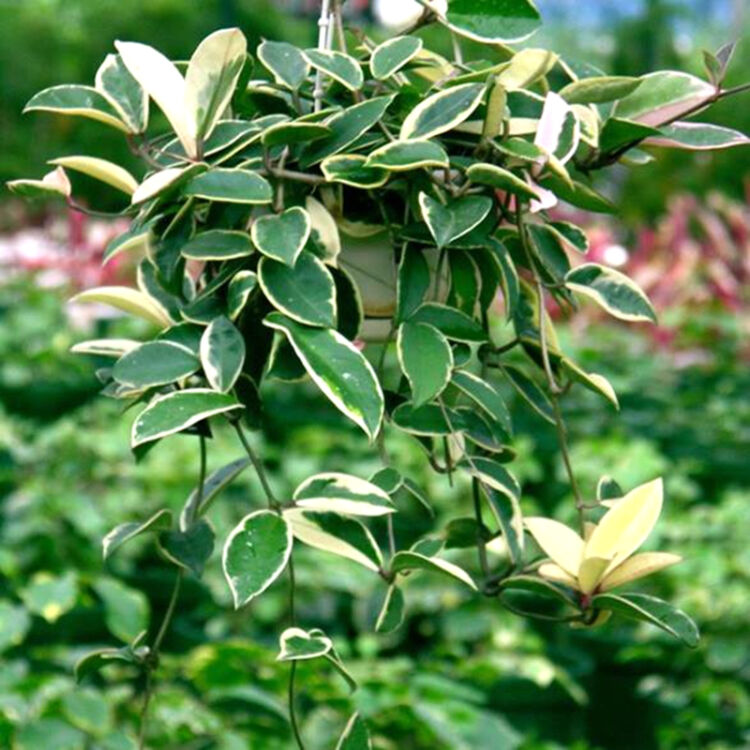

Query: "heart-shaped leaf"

xmin=419 ymin=193 xmax=493 ymax=249
xmin=252 ymin=207 xmax=311 ymax=266
xmin=259 ymin=251 xmax=337 ymax=328
xmin=397 ymin=321 xmax=453 ymax=406
xmin=264 ymin=313 xmax=383 ymax=439
xmin=277 ymin=627 xmax=333 ymax=661
xmin=258 ymin=40 xmax=309 ymax=90
xmin=222 ymin=510 xmax=292 ymax=608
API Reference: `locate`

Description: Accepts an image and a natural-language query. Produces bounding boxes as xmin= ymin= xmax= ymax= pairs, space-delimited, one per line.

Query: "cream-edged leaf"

xmin=50 ymin=156 xmax=138 ymax=195
xmin=525 ymin=517 xmax=584 ymax=577
xmin=7 ymin=167 xmax=71 ymax=199
xmin=116 ymin=40 xmax=196 ymax=157
xmin=371 ymin=35 xmax=423 ymax=80
xmin=599 ymin=552 xmax=681 ymax=592
xmin=401 ymin=83 xmax=485 ymax=140
xmin=306 ymin=196 xmax=341 ymax=264
xmin=71 ymin=286 xmax=171 ymax=328
xmin=277 ymin=627 xmax=333 ymax=661
xmin=24 ymin=84 xmax=129 ymax=132
xmin=95 ymin=53 xmax=149 ymax=133
xmin=293 ymin=473 xmax=394 ymax=517
xmin=71 ymin=338 xmax=140 ymax=357
xmin=391 ymin=551 xmax=477 ymax=591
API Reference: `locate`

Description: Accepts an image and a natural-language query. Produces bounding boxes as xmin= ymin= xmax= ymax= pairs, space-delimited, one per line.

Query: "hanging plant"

xmin=10 ymin=1 xmax=749 ymax=746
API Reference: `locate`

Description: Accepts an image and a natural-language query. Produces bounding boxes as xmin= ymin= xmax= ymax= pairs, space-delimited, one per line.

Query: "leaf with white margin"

xmin=306 ymin=196 xmax=341 ymax=264
xmin=559 ymin=76 xmax=642 ymax=105
xmin=451 ymin=370 xmax=512 ymax=433
xmin=565 ymin=263 xmax=656 ymax=323
xmin=184 ymin=168 xmax=272 ymax=204
xmin=132 ymin=165 xmax=204 ymax=205
xmin=185 ymin=28 xmax=247 ymax=142
xmin=71 ymin=286 xmax=171 ymax=328
xmin=441 ymin=0 xmax=542 ymax=44
xmin=293 ymin=472 xmax=394 ymax=517
xmin=252 ymin=206 xmax=311 ymax=266
xmin=534 ymin=91 xmax=580 ymax=165
xmin=375 ymin=585 xmax=405 ymax=633
xmin=264 ymin=313 xmax=383 ymax=440
xmin=7 ymin=167 xmax=71 ymax=199
xmin=200 ymin=315 xmax=246 ymax=393
xmin=371 ymin=35 xmax=423 ymax=80
xmin=284 ymin=508 xmax=383 ymax=571
xmin=401 ymin=83 xmax=485 ymax=140
xmin=303 ymin=49 xmax=364 ymax=91
xmin=222 ymin=510 xmax=292 ymax=608
xmin=96 ymin=53 xmax=148 ymax=133
xmin=459 ymin=456 xmax=520 ymax=502
xmin=50 ymin=156 xmax=138 ymax=195
xmin=336 ymin=712 xmax=372 ymax=750
xmin=397 ymin=321 xmax=452 ymax=406
xmin=116 ymin=40 xmax=196 ymax=157
xmin=102 ymin=509 xmax=172 ymax=560
xmin=390 ymin=551 xmax=477 ymax=590
xmin=180 ymin=457 xmax=250 ymax=530
xmin=227 ymin=271 xmax=258 ymax=320
xmin=418 ymin=192 xmax=492 ymax=249
xmin=497 ymin=48 xmax=557 ymax=91
xmin=131 ymin=388 xmax=243 ymax=448
xmin=277 ymin=627 xmax=333 ymax=661
xmin=113 ymin=340 xmax=199 ymax=388
xmin=321 ymin=155 xmax=389 ymax=188
xmin=24 ymin=84 xmax=128 ymax=132
xmin=71 ymin=338 xmax=140 ymax=358
xmin=614 ymin=71 xmax=716 ymax=127
xmin=592 ymin=592 xmax=699 ymax=647
xmin=562 ymin=359 xmax=619 ymax=409
xmin=366 ymin=139 xmax=449 ymax=171
xmin=644 ymin=121 xmax=750 ymax=150
xmin=466 ymin=163 xmax=539 ymax=199
xmin=258 ymin=40 xmax=309 ymax=90
xmin=181 ymin=230 xmax=254 ymax=261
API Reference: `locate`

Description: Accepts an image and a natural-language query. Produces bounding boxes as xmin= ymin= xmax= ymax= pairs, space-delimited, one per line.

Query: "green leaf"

xmin=132 ymin=163 xmax=206 ymax=205
xmin=222 ymin=510 xmax=292 ymax=608
xmin=284 ymin=509 xmax=383 ymax=571
xmin=502 ymin=364 xmax=555 ymax=423
xmin=7 ymin=167 xmax=71 ymax=199
xmin=0 ymin=600 xmax=31 ymax=653
xmin=102 ymin=509 xmax=173 ymax=560
xmin=181 ymin=229 xmax=254 ymax=260
xmin=24 ymin=84 xmax=128 ymax=131
xmin=598 ymin=117 xmax=661 ymax=153
xmin=444 ymin=0 xmax=542 ymax=44
xmin=132 ymin=389 xmax=243 ymax=448
xmin=184 ymin=168 xmax=272 ymax=204
xmin=593 ymin=593 xmax=700 ymax=647
xmin=562 ymin=359 xmax=619 ymax=409
xmin=451 ymin=370 xmax=512 ymax=434
xmin=50 ymin=155 xmax=138 ymax=195
xmin=369 ymin=467 xmax=404 ymax=495
xmin=159 ymin=519 xmax=215 ymax=577
xmin=459 ymin=456 xmax=520 ymax=502
xmin=227 ymin=271 xmax=258 ymax=320
xmin=258 ymin=40 xmax=309 ymax=90
xmin=93 ymin=577 xmax=149 ymax=643
xmin=482 ymin=485 xmax=524 ymax=566
xmin=264 ymin=313 xmax=383 ymax=439
xmin=397 ymin=322 xmax=453 ymax=406
xmin=21 ymin=571 xmax=78 ymax=623
xmin=565 ymin=263 xmax=656 ymax=323
xmin=392 ymin=402 xmax=461 ymax=436
xmin=278 ymin=627 xmax=333 ymax=660
xmin=548 ymin=220 xmax=588 ymax=253
xmin=391 ymin=551 xmax=477 ymax=590
xmin=646 ymin=121 xmax=750 ymax=150
xmin=61 ymin=688 xmax=113 ymax=736
xmin=401 ymin=83 xmax=485 ymax=140
xmin=419 ymin=193 xmax=493 ymax=249
xmin=466 ymin=163 xmax=539 ymax=199
xmin=259 ymin=251 xmax=337 ymax=328
xmin=252 ymin=207 xmax=311 ymax=266
xmin=540 ymin=175 xmax=616 ymax=214
xmin=336 ymin=712 xmax=372 ymax=750
xmin=397 ymin=248 xmax=430 ymax=324
xmin=75 ymin=646 xmax=140 ymax=683
xmin=15 ymin=719 xmax=85 ymax=750
xmin=614 ymin=71 xmax=716 ymax=127
xmin=303 ymin=49 xmax=364 ymax=90
xmin=201 ymin=315 xmax=246 ymax=392
xmin=560 ymin=76 xmax=642 ymax=105
xmin=597 ymin=476 xmax=624 ymax=502
xmin=294 ymin=473 xmax=394 ymax=516
xmin=410 ymin=302 xmax=487 ymax=342
xmin=366 ymin=139 xmax=449 ymax=171
xmin=375 ymin=585 xmax=405 ymax=633
xmin=96 ymin=53 xmax=148 ymax=133
xmin=301 ymin=95 xmax=395 ymax=166
xmin=261 ymin=121 xmax=330 ymax=147
xmin=322 ymin=154 xmax=389 ymax=188
xmin=104 ymin=220 xmax=154 ymax=263
xmin=112 ymin=341 xmax=198 ymax=389
xmin=371 ymin=35 xmax=422 ymax=80
xmin=180 ymin=457 xmax=250 ymax=528
xmin=498 ymin=574 xmax=578 ymax=608
xmin=185 ymin=28 xmax=247 ymax=142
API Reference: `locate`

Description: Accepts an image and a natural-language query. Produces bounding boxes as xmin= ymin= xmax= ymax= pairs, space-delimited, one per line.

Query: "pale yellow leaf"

xmin=599 ymin=552 xmax=681 ymax=592
xmin=525 ymin=517 xmax=584 ymax=577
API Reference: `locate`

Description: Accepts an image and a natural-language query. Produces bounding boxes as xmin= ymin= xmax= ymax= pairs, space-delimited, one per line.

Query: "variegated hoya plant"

xmin=10 ymin=0 xmax=750 ymax=746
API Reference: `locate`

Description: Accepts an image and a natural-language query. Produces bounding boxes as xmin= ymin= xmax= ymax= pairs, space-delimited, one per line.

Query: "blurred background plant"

xmin=0 ymin=1 xmax=748 ymax=748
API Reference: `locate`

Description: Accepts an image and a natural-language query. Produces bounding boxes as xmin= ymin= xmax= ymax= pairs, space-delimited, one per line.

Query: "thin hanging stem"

xmin=233 ymin=422 xmax=279 ymax=509
xmin=331 ymin=0 xmax=347 ymax=53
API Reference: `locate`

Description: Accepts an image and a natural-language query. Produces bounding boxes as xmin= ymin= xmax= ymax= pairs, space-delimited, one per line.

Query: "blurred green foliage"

xmin=0 ymin=277 xmax=747 ymax=748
